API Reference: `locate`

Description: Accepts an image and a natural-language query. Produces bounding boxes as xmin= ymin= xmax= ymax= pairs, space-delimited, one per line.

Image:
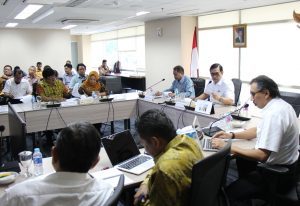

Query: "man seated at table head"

xmin=36 ymin=62 xmax=43 ymax=79
xmin=37 ymin=65 xmax=70 ymax=102
xmin=2 ymin=66 xmax=32 ymax=99
xmin=69 ymin=63 xmax=87 ymax=91
xmin=211 ymin=75 xmax=299 ymax=205
xmin=195 ymin=63 xmax=234 ymax=105
xmin=0 ymin=121 xmax=114 ymax=206
xmin=98 ymin=59 xmax=110 ymax=76
xmin=155 ymin=65 xmax=195 ymax=98
xmin=133 ymin=109 xmax=203 ymax=206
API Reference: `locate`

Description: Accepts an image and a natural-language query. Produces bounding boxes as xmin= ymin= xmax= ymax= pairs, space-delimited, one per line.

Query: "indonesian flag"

xmin=190 ymin=27 xmax=199 ymax=77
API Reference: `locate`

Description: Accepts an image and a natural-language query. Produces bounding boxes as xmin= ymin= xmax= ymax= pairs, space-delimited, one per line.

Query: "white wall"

xmin=0 ymin=29 xmax=71 ymax=76
xmin=145 ymin=17 xmax=182 ymax=91
xmin=145 ymin=16 xmax=197 ymax=92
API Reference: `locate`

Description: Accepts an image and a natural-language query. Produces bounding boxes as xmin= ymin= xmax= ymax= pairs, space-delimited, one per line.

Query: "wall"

xmin=145 ymin=16 xmax=197 ymax=92
xmin=0 ymin=29 xmax=71 ymax=76
xmin=71 ymin=35 xmax=92 ymax=72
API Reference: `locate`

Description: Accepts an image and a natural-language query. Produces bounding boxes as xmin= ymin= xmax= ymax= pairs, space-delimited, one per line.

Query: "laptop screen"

xmin=102 ymin=130 xmax=140 ymax=166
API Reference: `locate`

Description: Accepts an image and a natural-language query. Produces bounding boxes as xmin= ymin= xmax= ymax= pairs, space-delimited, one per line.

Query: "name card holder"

xmin=195 ymin=100 xmax=215 ymax=115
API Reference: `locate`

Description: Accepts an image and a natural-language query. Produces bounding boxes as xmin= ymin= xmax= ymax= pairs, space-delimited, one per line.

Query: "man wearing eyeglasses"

xmin=211 ymin=75 xmax=299 ymax=205
xmin=195 ymin=63 xmax=234 ymax=105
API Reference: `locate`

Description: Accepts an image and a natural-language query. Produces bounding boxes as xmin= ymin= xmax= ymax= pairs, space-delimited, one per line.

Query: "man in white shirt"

xmin=0 ymin=122 xmax=114 ymax=206
xmin=2 ymin=67 xmax=32 ymax=98
xmin=195 ymin=63 xmax=234 ymax=105
xmin=212 ymin=75 xmax=299 ymax=205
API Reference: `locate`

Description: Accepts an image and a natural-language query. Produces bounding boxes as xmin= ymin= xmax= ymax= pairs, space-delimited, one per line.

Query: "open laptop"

xmin=201 ymin=138 xmax=219 ymax=152
xmin=102 ymin=130 xmax=154 ymax=175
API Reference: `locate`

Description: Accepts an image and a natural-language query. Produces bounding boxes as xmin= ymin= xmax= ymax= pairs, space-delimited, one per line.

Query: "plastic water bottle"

xmin=174 ymin=88 xmax=179 ymax=101
xmin=33 ymin=148 xmax=43 ymax=176
xmin=243 ymin=106 xmax=249 ymax=118
xmin=92 ymin=91 xmax=97 ymax=99
xmin=225 ymin=114 xmax=232 ymax=131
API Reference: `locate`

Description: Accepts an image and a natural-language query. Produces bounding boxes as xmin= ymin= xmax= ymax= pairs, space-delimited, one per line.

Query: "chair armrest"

xmin=257 ymin=163 xmax=289 ymax=175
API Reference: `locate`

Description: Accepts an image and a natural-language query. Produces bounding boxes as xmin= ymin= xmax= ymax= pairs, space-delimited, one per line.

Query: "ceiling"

xmin=0 ymin=0 xmax=297 ymax=35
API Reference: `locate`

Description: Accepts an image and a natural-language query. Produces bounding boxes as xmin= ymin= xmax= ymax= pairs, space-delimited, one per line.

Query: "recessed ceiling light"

xmin=5 ymin=23 xmax=18 ymax=28
xmin=15 ymin=4 xmax=43 ymax=20
xmin=136 ymin=11 xmax=150 ymax=16
xmin=32 ymin=9 xmax=54 ymax=23
xmin=62 ymin=25 xmax=77 ymax=30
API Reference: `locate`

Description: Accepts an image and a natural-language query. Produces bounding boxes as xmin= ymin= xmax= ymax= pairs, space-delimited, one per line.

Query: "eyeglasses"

xmin=210 ymin=72 xmax=221 ymax=76
xmin=250 ymin=90 xmax=263 ymax=97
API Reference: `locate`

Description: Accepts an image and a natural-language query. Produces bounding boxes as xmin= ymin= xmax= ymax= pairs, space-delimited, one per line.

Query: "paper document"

xmin=92 ymin=167 xmax=134 ymax=188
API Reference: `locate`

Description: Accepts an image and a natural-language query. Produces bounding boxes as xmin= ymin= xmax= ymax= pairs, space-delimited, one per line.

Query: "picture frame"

xmin=233 ymin=24 xmax=247 ymax=48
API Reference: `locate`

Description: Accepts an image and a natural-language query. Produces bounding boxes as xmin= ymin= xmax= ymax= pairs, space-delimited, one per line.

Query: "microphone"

xmin=0 ymin=125 xmax=5 ymax=132
xmin=139 ymin=79 xmax=165 ymax=98
xmin=146 ymin=78 xmax=165 ymax=91
xmin=202 ymin=103 xmax=249 ymax=137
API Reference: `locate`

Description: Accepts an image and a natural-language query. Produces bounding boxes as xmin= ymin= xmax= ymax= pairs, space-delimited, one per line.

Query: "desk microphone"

xmin=202 ymin=103 xmax=249 ymax=137
xmin=0 ymin=125 xmax=5 ymax=132
xmin=139 ymin=79 xmax=165 ymax=98
xmin=146 ymin=78 xmax=165 ymax=91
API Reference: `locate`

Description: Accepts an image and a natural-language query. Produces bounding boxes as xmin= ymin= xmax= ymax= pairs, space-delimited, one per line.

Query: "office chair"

xmin=280 ymin=91 xmax=300 ymax=117
xmin=232 ymin=78 xmax=242 ymax=106
xmin=104 ymin=174 xmax=125 ymax=206
xmin=257 ymin=145 xmax=300 ymax=206
xmin=190 ymin=141 xmax=231 ymax=206
xmin=191 ymin=77 xmax=206 ymax=97
xmin=102 ymin=76 xmax=124 ymax=94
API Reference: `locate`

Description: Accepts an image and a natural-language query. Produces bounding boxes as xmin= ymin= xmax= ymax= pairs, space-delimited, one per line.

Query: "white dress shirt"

xmin=0 ymin=172 xmax=114 ymax=206
xmin=256 ymin=98 xmax=299 ymax=165
xmin=2 ymin=78 xmax=32 ymax=98
xmin=204 ymin=78 xmax=235 ymax=103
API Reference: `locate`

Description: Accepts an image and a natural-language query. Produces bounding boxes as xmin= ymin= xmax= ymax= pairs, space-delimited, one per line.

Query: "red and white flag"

xmin=190 ymin=27 xmax=199 ymax=77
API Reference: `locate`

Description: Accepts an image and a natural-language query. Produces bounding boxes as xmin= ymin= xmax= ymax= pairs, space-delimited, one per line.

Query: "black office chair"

xmin=257 ymin=146 xmax=300 ymax=206
xmin=232 ymin=78 xmax=242 ymax=106
xmin=190 ymin=141 xmax=231 ymax=206
xmin=104 ymin=174 xmax=125 ymax=206
xmin=101 ymin=76 xmax=123 ymax=94
xmin=280 ymin=91 xmax=300 ymax=117
xmin=191 ymin=77 xmax=206 ymax=97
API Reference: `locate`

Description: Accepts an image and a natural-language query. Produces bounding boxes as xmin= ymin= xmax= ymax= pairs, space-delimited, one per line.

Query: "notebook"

xmin=102 ymin=130 xmax=154 ymax=175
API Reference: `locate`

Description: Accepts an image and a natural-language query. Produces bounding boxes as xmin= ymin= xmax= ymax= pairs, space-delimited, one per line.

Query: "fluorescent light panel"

xmin=136 ymin=11 xmax=150 ymax=16
xmin=5 ymin=23 xmax=18 ymax=28
xmin=62 ymin=25 xmax=77 ymax=29
xmin=15 ymin=4 xmax=43 ymax=19
xmin=32 ymin=9 xmax=54 ymax=23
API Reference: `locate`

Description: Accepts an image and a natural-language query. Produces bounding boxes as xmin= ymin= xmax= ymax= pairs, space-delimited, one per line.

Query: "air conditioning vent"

xmin=1 ymin=0 xmax=8 ymax=6
xmin=66 ymin=0 xmax=88 ymax=7
xmin=61 ymin=18 xmax=99 ymax=24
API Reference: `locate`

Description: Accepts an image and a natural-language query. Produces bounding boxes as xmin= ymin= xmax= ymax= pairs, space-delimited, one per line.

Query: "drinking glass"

xmin=18 ymin=151 xmax=32 ymax=177
xmin=36 ymin=96 xmax=42 ymax=108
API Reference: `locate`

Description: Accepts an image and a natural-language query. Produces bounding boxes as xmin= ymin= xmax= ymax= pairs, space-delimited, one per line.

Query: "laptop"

xmin=201 ymin=138 xmax=219 ymax=152
xmin=102 ymin=130 xmax=155 ymax=175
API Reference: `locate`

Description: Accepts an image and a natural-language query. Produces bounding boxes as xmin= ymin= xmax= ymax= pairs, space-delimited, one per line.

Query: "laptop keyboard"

xmin=202 ymin=138 xmax=219 ymax=151
xmin=118 ymin=155 xmax=152 ymax=170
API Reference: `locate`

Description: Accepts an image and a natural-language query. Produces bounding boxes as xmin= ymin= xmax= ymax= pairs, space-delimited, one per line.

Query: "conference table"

xmin=0 ymin=93 xmax=260 ymax=196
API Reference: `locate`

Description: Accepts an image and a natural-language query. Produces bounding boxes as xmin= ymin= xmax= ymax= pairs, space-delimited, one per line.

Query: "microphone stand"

xmin=139 ymin=79 xmax=165 ymax=98
xmin=202 ymin=103 xmax=249 ymax=137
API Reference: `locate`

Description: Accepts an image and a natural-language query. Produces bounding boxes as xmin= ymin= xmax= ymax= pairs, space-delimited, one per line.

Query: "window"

xmin=91 ymin=26 xmax=145 ymax=72
xmin=241 ymin=22 xmax=300 ymax=86
xmin=198 ymin=28 xmax=239 ymax=79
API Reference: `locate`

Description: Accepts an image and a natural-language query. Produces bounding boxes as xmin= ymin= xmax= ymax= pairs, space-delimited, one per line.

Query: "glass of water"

xmin=18 ymin=151 xmax=32 ymax=177
xmin=36 ymin=96 xmax=42 ymax=109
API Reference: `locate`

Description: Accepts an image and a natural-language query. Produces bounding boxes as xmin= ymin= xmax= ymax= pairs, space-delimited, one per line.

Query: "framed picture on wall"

xmin=233 ymin=24 xmax=247 ymax=48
